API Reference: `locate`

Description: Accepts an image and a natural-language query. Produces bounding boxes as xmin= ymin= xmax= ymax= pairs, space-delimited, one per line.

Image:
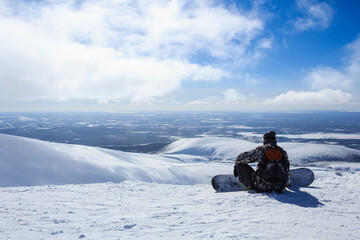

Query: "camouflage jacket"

xmin=235 ymin=144 xmax=289 ymax=170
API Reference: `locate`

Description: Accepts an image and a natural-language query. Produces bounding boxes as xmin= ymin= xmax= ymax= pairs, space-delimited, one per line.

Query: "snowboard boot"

xmin=286 ymin=173 xmax=292 ymax=187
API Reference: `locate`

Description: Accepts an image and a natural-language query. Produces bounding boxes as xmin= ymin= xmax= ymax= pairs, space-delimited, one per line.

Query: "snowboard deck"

xmin=212 ymin=168 xmax=314 ymax=192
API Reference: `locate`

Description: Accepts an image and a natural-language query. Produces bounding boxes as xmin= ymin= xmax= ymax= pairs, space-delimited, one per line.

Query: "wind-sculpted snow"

xmin=0 ymin=134 xmax=229 ymax=187
xmin=163 ymin=137 xmax=360 ymax=164
xmin=1 ymin=134 xmax=360 ymax=187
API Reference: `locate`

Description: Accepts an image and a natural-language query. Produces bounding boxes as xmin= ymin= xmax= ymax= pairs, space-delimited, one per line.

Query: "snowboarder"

xmin=234 ymin=131 xmax=290 ymax=193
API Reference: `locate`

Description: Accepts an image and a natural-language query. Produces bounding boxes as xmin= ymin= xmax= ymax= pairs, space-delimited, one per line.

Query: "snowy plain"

xmin=1 ymin=133 xmax=360 ymax=239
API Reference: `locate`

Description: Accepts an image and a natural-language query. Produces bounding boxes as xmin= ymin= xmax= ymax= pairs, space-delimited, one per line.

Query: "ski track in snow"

xmin=1 ymin=133 xmax=360 ymax=239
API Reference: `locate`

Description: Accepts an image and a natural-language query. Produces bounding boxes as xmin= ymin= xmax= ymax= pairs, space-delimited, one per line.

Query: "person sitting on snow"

xmin=234 ymin=131 xmax=290 ymax=193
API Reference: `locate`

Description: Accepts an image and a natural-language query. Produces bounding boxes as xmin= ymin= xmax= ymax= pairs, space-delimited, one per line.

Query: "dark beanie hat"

xmin=263 ymin=131 xmax=277 ymax=145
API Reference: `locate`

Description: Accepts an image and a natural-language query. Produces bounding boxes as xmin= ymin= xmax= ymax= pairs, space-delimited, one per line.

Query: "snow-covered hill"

xmin=1 ymin=133 xmax=360 ymax=239
xmin=1 ymin=133 xmax=360 ymax=187
xmin=1 ymin=172 xmax=360 ymax=239
xmin=163 ymin=137 xmax=360 ymax=164
xmin=0 ymin=134 xmax=229 ymax=187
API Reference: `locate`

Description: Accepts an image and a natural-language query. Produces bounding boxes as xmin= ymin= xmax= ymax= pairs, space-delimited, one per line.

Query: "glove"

xmin=233 ymin=165 xmax=238 ymax=177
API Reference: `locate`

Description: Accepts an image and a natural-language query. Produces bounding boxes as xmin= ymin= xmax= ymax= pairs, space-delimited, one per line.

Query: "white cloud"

xmin=240 ymin=73 xmax=261 ymax=86
xmin=302 ymin=36 xmax=360 ymax=101
xmin=294 ymin=0 xmax=333 ymax=31
xmin=0 ymin=0 xmax=267 ymax=103
xmin=186 ymin=100 xmax=207 ymax=106
xmin=265 ymin=88 xmax=352 ymax=105
xmin=186 ymin=88 xmax=246 ymax=106
xmin=266 ymin=36 xmax=360 ymax=107
xmin=223 ymin=89 xmax=246 ymax=103
xmin=257 ymin=37 xmax=273 ymax=49
xmin=345 ymin=36 xmax=360 ymax=83
xmin=305 ymin=66 xmax=351 ymax=91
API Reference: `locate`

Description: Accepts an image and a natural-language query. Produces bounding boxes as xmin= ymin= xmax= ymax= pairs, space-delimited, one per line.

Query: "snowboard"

xmin=211 ymin=168 xmax=314 ymax=192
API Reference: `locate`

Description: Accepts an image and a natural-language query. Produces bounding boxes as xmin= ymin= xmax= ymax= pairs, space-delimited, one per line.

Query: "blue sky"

xmin=0 ymin=0 xmax=360 ymax=111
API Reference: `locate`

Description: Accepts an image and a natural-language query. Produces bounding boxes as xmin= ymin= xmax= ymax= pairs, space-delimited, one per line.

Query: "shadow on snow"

xmin=268 ymin=186 xmax=324 ymax=208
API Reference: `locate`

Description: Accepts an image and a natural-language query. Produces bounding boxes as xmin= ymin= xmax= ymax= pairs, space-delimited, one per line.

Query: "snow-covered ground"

xmin=1 ymin=133 xmax=360 ymax=239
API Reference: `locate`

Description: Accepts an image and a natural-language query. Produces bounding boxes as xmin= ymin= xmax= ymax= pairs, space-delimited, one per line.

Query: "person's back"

xmin=234 ymin=131 xmax=289 ymax=193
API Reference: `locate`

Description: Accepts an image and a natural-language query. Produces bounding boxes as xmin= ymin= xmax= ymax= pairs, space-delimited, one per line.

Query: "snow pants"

xmin=234 ymin=163 xmax=255 ymax=188
xmin=234 ymin=162 xmax=287 ymax=193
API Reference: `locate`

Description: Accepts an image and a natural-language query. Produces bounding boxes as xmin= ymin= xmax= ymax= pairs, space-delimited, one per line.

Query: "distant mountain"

xmin=163 ymin=137 xmax=360 ymax=164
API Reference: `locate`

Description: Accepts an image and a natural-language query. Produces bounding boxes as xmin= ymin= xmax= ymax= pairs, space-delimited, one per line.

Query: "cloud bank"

xmin=266 ymin=88 xmax=352 ymax=105
xmin=266 ymin=36 xmax=360 ymax=107
xmin=0 ymin=0 xmax=265 ymax=103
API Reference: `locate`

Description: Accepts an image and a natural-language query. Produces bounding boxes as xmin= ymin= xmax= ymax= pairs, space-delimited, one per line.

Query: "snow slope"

xmin=0 ymin=134 xmax=229 ymax=187
xmin=1 ymin=133 xmax=360 ymax=239
xmin=1 ymin=134 xmax=360 ymax=187
xmin=1 ymin=172 xmax=360 ymax=239
xmin=163 ymin=137 xmax=360 ymax=164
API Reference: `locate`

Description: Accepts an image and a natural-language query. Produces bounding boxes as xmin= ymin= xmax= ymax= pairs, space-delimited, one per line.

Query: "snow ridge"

xmin=0 ymin=134 xmax=229 ymax=187
xmin=1 ymin=133 xmax=360 ymax=187
xmin=163 ymin=137 xmax=360 ymax=164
